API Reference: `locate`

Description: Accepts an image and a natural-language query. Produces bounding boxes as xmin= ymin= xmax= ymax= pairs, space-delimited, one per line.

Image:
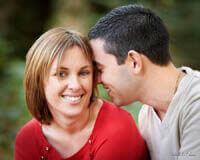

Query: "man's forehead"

xmin=90 ymin=39 xmax=106 ymax=51
xmin=90 ymin=39 xmax=118 ymax=66
xmin=90 ymin=38 xmax=105 ymax=44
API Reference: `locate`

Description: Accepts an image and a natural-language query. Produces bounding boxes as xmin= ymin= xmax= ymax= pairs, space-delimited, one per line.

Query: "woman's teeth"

xmin=61 ymin=95 xmax=82 ymax=103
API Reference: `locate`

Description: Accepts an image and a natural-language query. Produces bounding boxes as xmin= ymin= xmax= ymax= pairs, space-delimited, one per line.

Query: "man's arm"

xmin=178 ymin=101 xmax=200 ymax=160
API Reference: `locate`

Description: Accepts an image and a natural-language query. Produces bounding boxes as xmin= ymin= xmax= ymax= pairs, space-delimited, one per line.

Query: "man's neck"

xmin=139 ymin=63 xmax=182 ymax=120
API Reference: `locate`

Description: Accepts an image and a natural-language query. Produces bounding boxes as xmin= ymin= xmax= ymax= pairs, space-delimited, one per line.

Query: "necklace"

xmin=173 ymin=71 xmax=182 ymax=95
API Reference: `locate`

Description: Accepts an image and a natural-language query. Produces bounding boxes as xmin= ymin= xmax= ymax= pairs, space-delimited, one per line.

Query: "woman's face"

xmin=44 ymin=46 xmax=93 ymax=119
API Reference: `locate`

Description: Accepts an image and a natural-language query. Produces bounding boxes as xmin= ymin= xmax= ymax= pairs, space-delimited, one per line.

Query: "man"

xmin=88 ymin=4 xmax=200 ymax=160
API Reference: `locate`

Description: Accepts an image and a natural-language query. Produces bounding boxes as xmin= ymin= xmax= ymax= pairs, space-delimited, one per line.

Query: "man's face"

xmin=90 ymin=39 xmax=137 ymax=106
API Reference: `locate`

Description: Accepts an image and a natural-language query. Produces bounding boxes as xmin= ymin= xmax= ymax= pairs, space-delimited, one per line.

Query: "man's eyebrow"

xmin=94 ymin=61 xmax=103 ymax=68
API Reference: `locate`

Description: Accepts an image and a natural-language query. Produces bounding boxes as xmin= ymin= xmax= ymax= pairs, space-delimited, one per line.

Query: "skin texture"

xmin=43 ymin=46 xmax=95 ymax=157
xmin=44 ymin=46 xmax=93 ymax=121
xmin=90 ymin=38 xmax=182 ymax=119
xmin=90 ymin=39 xmax=142 ymax=106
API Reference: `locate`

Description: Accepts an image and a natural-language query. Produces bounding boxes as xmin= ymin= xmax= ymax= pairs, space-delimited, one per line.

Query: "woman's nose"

xmin=67 ymin=75 xmax=81 ymax=91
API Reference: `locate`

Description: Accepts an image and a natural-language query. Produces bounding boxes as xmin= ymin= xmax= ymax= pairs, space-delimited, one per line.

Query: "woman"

xmin=14 ymin=28 xmax=149 ymax=160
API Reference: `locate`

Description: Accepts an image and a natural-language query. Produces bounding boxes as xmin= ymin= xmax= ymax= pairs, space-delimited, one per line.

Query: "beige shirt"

xmin=139 ymin=67 xmax=200 ymax=160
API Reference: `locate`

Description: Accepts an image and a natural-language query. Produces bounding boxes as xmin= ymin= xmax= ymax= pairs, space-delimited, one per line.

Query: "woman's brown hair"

xmin=24 ymin=27 xmax=97 ymax=124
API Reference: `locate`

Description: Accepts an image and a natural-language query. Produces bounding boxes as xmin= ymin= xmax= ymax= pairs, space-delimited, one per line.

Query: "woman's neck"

xmin=52 ymin=104 xmax=94 ymax=134
xmin=41 ymin=99 xmax=103 ymax=159
xmin=44 ymin=99 xmax=102 ymax=134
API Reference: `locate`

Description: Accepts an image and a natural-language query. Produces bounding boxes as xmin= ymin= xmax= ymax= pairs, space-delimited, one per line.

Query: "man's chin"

xmin=113 ymin=98 xmax=135 ymax=107
xmin=112 ymin=99 xmax=124 ymax=107
xmin=108 ymin=96 xmax=127 ymax=107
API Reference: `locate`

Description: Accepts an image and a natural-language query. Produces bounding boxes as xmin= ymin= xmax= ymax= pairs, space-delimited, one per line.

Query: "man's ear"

xmin=125 ymin=50 xmax=143 ymax=74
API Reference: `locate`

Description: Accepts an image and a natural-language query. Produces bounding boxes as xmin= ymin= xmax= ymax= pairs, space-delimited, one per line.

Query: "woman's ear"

xmin=125 ymin=50 xmax=143 ymax=74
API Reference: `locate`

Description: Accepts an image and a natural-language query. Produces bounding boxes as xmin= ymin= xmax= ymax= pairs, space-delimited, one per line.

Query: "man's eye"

xmin=98 ymin=69 xmax=103 ymax=73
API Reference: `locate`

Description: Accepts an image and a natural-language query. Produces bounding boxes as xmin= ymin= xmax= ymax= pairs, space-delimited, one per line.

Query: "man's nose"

xmin=97 ymin=73 xmax=102 ymax=84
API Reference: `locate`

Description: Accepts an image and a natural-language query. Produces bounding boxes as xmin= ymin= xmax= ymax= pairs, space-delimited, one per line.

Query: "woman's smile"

xmin=60 ymin=95 xmax=83 ymax=104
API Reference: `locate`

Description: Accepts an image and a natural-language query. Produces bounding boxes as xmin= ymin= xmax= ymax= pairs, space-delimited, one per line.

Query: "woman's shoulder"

xmin=14 ymin=119 xmax=46 ymax=159
xmin=101 ymin=100 xmax=133 ymax=120
xmin=92 ymin=100 xmax=148 ymax=159
xmin=15 ymin=119 xmax=41 ymax=143
xmin=95 ymin=100 xmax=136 ymax=132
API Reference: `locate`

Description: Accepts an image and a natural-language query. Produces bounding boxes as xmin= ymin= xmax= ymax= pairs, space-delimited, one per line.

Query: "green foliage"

xmin=0 ymin=60 xmax=31 ymax=160
xmin=123 ymin=102 xmax=142 ymax=125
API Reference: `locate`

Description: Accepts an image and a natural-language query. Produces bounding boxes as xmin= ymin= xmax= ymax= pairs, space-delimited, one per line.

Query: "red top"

xmin=14 ymin=101 xmax=150 ymax=160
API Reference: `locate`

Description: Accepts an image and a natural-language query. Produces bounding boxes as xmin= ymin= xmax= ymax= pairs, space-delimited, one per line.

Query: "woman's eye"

xmin=80 ymin=71 xmax=90 ymax=76
xmin=59 ymin=72 xmax=66 ymax=77
xmin=54 ymin=71 xmax=67 ymax=78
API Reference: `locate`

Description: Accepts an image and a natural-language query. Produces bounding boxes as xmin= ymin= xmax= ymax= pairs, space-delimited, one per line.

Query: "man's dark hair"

xmin=88 ymin=4 xmax=171 ymax=65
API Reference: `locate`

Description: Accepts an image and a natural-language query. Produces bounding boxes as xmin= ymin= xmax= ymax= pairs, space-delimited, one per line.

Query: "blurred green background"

xmin=0 ymin=0 xmax=199 ymax=159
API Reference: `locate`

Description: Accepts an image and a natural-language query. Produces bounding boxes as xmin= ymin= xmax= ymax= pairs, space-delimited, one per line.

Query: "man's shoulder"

xmin=178 ymin=67 xmax=200 ymax=104
xmin=181 ymin=68 xmax=200 ymax=101
xmin=181 ymin=66 xmax=200 ymax=79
